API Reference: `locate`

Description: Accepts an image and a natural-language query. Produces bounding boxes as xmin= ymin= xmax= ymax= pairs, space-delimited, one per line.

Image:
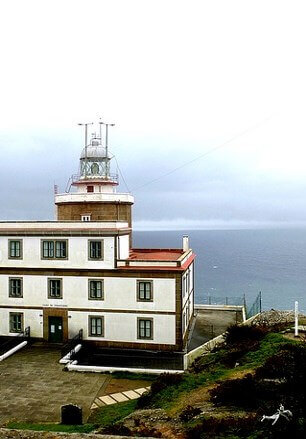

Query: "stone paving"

xmin=91 ymin=386 xmax=150 ymax=409
xmin=0 ymin=345 xmax=109 ymax=424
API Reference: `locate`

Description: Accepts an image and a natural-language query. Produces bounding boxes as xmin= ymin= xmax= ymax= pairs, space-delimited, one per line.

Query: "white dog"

xmin=261 ymin=404 xmax=293 ymax=426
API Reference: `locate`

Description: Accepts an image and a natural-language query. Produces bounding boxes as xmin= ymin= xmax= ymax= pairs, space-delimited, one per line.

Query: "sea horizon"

xmin=133 ymin=228 xmax=306 ymax=315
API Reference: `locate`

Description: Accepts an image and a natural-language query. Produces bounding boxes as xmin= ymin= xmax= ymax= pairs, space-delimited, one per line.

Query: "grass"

xmin=145 ymin=368 xmax=228 ymax=412
xmin=88 ymin=399 xmax=138 ymax=427
xmin=6 ymin=422 xmax=95 ymax=433
xmin=143 ymin=331 xmax=298 ymax=415
xmin=241 ymin=332 xmax=297 ymax=368
xmin=7 ymin=400 xmax=138 ymax=433
xmin=110 ymin=371 xmax=156 ymax=381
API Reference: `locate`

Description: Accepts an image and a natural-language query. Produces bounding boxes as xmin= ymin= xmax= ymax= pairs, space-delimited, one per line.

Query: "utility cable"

xmin=113 ymin=155 xmax=131 ymax=193
xmin=132 ymin=116 xmax=271 ymax=192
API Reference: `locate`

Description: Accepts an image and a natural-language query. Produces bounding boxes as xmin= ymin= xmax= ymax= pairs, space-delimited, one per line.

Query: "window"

xmin=88 ymin=240 xmax=103 ymax=260
xmin=81 ymin=215 xmax=91 ymax=221
xmin=48 ymin=278 xmax=62 ymax=299
xmin=42 ymin=240 xmax=68 ymax=259
xmin=9 ymin=278 xmax=23 ymax=298
xmin=137 ymin=318 xmax=153 ymax=340
xmin=87 ymin=185 xmax=94 ymax=193
xmin=89 ymin=316 xmax=104 ymax=336
xmin=89 ymin=280 xmax=104 ymax=300
xmin=8 ymin=240 xmax=22 ymax=259
xmin=137 ymin=280 xmax=153 ymax=301
xmin=9 ymin=312 xmax=23 ymax=333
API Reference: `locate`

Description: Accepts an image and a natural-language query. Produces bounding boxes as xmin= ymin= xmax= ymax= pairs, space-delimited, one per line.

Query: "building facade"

xmin=0 ymin=128 xmax=195 ymax=352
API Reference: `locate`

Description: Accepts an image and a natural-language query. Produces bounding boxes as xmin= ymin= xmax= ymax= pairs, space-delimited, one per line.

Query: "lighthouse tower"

xmin=55 ymin=123 xmax=134 ymax=227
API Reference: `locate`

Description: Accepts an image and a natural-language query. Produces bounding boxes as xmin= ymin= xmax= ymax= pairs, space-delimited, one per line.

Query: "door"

xmin=48 ymin=316 xmax=63 ymax=343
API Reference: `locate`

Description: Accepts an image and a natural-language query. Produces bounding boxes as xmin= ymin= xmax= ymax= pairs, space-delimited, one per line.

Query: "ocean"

xmin=133 ymin=229 xmax=306 ymax=313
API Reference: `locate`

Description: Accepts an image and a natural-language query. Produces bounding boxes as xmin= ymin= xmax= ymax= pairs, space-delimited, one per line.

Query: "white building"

xmin=0 ymin=126 xmax=195 ymax=352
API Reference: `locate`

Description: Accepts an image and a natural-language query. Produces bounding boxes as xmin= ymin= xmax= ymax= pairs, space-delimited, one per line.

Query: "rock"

xmin=250 ymin=310 xmax=305 ymax=327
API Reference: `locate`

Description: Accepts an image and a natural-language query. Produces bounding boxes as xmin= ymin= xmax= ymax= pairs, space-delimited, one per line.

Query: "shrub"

xmin=179 ymin=405 xmax=201 ymax=422
xmin=209 ymin=374 xmax=286 ymax=409
xmin=150 ymin=372 xmax=183 ymax=395
xmin=225 ymin=325 xmax=267 ymax=345
xmin=185 ymin=414 xmax=258 ymax=438
xmin=136 ymin=372 xmax=183 ymax=409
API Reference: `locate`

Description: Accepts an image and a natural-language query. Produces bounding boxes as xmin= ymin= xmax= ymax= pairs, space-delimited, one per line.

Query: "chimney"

xmin=183 ymin=235 xmax=189 ymax=252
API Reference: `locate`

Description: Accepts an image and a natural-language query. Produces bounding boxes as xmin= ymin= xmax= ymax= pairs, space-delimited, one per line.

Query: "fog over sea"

xmin=133 ymin=229 xmax=306 ymax=313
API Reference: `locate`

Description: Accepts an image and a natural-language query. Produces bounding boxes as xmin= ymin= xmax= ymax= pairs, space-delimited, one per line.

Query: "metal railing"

xmin=61 ymin=329 xmax=83 ymax=358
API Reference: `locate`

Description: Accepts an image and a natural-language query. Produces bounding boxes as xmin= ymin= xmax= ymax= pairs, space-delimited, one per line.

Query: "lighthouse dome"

xmin=80 ymin=143 xmax=108 ymax=160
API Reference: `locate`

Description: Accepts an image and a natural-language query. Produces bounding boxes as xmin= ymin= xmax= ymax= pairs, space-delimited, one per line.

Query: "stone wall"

xmin=0 ymin=429 xmax=151 ymax=439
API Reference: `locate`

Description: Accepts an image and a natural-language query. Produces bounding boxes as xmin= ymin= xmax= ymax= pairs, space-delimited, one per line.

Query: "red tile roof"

xmin=129 ymin=249 xmax=184 ymax=261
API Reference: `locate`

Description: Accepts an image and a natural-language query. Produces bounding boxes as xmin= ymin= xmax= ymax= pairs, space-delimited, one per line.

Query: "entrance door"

xmin=48 ymin=316 xmax=63 ymax=343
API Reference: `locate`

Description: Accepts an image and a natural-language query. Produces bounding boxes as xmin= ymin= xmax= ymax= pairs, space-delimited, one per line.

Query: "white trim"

xmin=66 ymin=363 xmax=183 ymax=375
xmin=59 ymin=344 xmax=82 ymax=364
xmin=0 ymin=340 xmax=27 ymax=362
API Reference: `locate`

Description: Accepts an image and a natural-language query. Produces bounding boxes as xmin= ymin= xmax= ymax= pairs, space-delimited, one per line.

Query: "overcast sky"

xmin=1 ymin=0 xmax=306 ymax=229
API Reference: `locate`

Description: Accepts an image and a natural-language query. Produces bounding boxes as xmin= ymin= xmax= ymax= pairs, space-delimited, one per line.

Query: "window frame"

xmin=137 ymin=318 xmax=153 ymax=340
xmin=81 ymin=215 xmax=91 ymax=222
xmin=9 ymin=277 xmax=23 ymax=298
xmin=8 ymin=239 xmax=23 ymax=259
xmin=41 ymin=239 xmax=68 ymax=260
xmin=88 ymin=315 xmax=104 ymax=337
xmin=9 ymin=312 xmax=23 ymax=333
xmin=48 ymin=278 xmax=63 ymax=299
xmin=88 ymin=279 xmax=104 ymax=300
xmin=137 ymin=280 xmax=153 ymax=302
xmin=88 ymin=240 xmax=104 ymax=260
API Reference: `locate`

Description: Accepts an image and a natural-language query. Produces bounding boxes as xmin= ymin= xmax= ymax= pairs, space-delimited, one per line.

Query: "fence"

xmin=201 ymin=292 xmax=262 ymax=320
xmin=246 ymin=291 xmax=262 ymax=319
xmin=202 ymin=295 xmax=245 ymax=306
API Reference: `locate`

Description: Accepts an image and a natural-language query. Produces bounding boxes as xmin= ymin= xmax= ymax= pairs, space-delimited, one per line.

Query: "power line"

xmin=132 ymin=117 xmax=271 ymax=192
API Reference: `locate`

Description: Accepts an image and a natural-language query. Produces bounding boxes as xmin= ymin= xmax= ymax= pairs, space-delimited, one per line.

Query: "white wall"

xmin=69 ymin=311 xmax=176 ymax=345
xmin=118 ymin=235 xmax=129 ymax=259
xmin=0 ymin=236 xmax=115 ymax=269
xmin=182 ymin=262 xmax=194 ymax=336
xmin=0 ymin=307 xmax=176 ymax=344
xmin=0 ymin=308 xmax=42 ymax=337
xmin=0 ymin=275 xmax=176 ymax=311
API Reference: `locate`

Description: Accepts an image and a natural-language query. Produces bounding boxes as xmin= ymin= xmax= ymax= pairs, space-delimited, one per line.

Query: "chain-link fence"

xmin=246 ymin=291 xmax=262 ymax=319
xmin=202 ymin=295 xmax=245 ymax=306
xmin=202 ymin=292 xmax=262 ymax=320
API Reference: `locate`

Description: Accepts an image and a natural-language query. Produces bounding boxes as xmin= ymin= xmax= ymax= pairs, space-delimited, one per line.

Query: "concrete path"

xmin=0 ymin=345 xmax=109 ymax=423
xmin=188 ymin=308 xmax=243 ymax=351
xmin=91 ymin=386 xmax=150 ymax=410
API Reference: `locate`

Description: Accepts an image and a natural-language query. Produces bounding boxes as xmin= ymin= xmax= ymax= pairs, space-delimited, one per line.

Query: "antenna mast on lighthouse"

xmin=78 ymin=122 xmax=93 ymax=178
xmin=99 ymin=120 xmax=115 ymax=178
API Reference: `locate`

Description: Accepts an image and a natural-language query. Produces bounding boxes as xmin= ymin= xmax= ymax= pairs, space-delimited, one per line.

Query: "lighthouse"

xmin=55 ymin=122 xmax=134 ymax=228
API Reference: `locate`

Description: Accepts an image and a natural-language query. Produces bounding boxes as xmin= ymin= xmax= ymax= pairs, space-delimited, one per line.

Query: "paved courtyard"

xmin=0 ymin=345 xmax=109 ymax=424
xmin=188 ymin=307 xmax=244 ymax=351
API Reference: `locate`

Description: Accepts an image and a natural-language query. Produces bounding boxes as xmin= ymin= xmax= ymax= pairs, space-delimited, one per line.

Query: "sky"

xmin=1 ymin=0 xmax=306 ymax=229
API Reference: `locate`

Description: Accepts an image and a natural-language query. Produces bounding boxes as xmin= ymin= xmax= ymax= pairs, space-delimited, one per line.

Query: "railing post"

xmin=259 ymin=291 xmax=262 ymax=313
xmin=225 ymin=296 xmax=228 ymax=305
